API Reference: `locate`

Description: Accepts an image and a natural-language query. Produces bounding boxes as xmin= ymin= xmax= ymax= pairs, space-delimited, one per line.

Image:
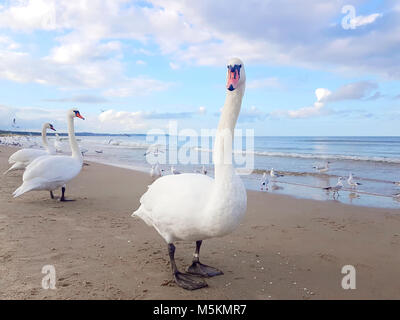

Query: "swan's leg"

xmin=187 ymin=240 xmax=223 ymax=277
xmin=168 ymin=243 xmax=207 ymax=290
xmin=50 ymin=191 xmax=54 ymax=199
xmin=60 ymin=186 xmax=66 ymax=201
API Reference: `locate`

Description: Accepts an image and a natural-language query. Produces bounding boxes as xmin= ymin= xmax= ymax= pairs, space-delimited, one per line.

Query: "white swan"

xmin=13 ymin=109 xmax=85 ymax=201
xmin=4 ymin=123 xmax=56 ymax=174
xmin=132 ymin=58 xmax=247 ymax=290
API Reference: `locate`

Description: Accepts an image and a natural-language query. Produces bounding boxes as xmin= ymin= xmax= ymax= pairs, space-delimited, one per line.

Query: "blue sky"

xmin=0 ymin=0 xmax=399 ymax=135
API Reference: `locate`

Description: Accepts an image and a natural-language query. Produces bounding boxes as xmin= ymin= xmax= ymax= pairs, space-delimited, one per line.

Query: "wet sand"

xmin=0 ymin=145 xmax=399 ymax=299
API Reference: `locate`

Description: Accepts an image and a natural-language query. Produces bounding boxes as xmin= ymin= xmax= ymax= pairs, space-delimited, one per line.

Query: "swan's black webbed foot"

xmin=187 ymin=262 xmax=223 ymax=277
xmin=186 ymin=240 xmax=223 ymax=277
xmin=168 ymin=242 xmax=207 ymax=290
xmin=173 ymin=271 xmax=208 ymax=290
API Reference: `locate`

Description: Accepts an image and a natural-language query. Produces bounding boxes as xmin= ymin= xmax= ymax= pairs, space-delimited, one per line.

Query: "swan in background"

xmin=13 ymin=109 xmax=85 ymax=201
xmin=4 ymin=123 xmax=56 ymax=174
xmin=133 ymin=58 xmax=247 ymax=290
xmin=347 ymin=173 xmax=361 ymax=189
xmin=201 ymin=165 xmax=207 ymax=175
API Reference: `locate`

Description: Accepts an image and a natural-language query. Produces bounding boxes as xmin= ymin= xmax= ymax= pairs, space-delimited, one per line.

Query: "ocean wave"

xmin=250 ymin=151 xmax=400 ymax=164
xmin=194 ymin=147 xmax=400 ymax=164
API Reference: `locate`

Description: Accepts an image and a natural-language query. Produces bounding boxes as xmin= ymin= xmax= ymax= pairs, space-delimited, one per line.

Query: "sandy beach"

xmin=0 ymin=145 xmax=399 ymax=300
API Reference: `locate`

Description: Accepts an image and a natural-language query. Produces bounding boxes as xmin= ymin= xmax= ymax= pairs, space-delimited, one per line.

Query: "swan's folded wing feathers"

xmin=23 ymin=155 xmax=81 ymax=183
xmin=134 ymin=173 xmax=213 ymax=231
xmin=9 ymin=149 xmax=46 ymax=164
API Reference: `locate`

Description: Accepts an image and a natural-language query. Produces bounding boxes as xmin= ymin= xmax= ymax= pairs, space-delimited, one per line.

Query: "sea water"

xmin=3 ymin=135 xmax=400 ymax=209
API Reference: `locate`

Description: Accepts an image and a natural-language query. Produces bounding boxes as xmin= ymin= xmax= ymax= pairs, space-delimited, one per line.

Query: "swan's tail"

xmin=3 ymin=162 xmax=25 ymax=175
xmin=13 ymin=179 xmax=43 ymax=198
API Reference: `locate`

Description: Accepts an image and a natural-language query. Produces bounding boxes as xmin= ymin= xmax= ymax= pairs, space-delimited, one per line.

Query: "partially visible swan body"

xmin=4 ymin=123 xmax=56 ymax=174
xmin=13 ymin=109 xmax=85 ymax=200
xmin=133 ymin=58 xmax=247 ymax=290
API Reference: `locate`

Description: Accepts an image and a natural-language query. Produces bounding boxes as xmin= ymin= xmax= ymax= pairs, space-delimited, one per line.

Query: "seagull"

xmin=313 ymin=161 xmax=330 ymax=173
xmin=324 ymin=177 xmax=344 ymax=199
xmin=171 ymin=166 xmax=181 ymax=175
xmin=261 ymin=172 xmax=268 ymax=191
xmin=270 ymin=168 xmax=283 ymax=179
xmin=347 ymin=173 xmax=362 ymax=189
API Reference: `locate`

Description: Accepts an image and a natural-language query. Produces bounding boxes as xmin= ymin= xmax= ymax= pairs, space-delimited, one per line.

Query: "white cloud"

xmin=0 ymin=0 xmax=398 ymax=95
xmin=169 ymin=62 xmax=180 ymax=70
xmin=273 ymin=81 xmax=380 ymax=119
xmin=278 ymin=88 xmax=332 ymax=119
xmin=136 ymin=60 xmax=146 ymax=66
xmin=198 ymin=106 xmax=206 ymax=114
xmin=98 ymin=109 xmax=149 ymax=131
xmin=350 ymin=13 xmax=382 ymax=28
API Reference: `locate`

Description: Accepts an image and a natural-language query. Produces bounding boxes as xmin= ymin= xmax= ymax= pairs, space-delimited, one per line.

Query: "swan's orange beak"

xmin=76 ymin=111 xmax=85 ymax=120
xmin=226 ymin=65 xmax=241 ymax=91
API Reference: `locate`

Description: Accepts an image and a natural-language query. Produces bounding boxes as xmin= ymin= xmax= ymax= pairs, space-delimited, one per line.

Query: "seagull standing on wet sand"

xmin=324 ymin=177 xmax=344 ymax=199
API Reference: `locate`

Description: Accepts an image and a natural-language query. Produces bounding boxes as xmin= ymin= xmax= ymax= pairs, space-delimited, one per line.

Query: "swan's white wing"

xmin=8 ymin=148 xmax=47 ymax=164
xmin=133 ymin=173 xmax=214 ymax=242
xmin=23 ymin=155 xmax=82 ymax=184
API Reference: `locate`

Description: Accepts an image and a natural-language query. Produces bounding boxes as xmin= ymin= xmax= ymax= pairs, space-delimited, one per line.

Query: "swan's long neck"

xmin=213 ymin=87 xmax=244 ymax=182
xmin=41 ymin=125 xmax=49 ymax=150
xmin=67 ymin=116 xmax=82 ymax=161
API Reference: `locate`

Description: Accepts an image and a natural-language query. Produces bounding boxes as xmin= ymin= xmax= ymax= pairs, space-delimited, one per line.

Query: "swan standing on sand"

xmin=132 ymin=58 xmax=247 ymax=290
xmin=13 ymin=109 xmax=85 ymax=201
xmin=4 ymin=123 xmax=56 ymax=174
